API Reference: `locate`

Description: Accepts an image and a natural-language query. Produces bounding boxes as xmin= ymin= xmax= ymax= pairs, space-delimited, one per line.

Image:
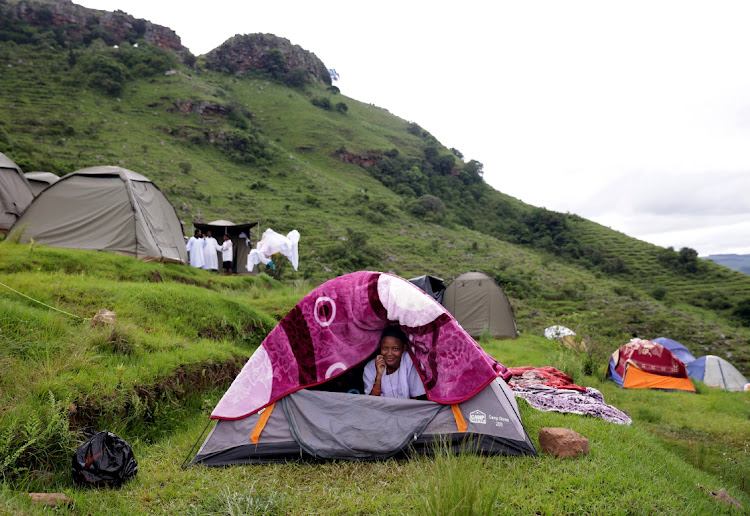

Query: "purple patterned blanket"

xmin=212 ymin=271 xmax=509 ymax=420
xmin=513 ymin=385 xmax=632 ymax=425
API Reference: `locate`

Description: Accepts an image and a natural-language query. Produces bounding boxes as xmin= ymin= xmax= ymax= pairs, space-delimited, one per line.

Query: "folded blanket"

xmin=212 ymin=271 xmax=509 ymax=420
xmin=508 ymin=366 xmax=586 ymax=392
xmin=513 ymin=385 xmax=632 ymax=425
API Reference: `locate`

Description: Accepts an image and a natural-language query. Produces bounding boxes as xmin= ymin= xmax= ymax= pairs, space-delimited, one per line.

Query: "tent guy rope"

xmin=0 ymin=280 xmax=88 ymax=321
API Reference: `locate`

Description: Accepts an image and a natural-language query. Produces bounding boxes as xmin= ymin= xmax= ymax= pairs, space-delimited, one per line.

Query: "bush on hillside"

xmin=311 ymin=96 xmax=331 ymax=110
xmin=324 ymin=228 xmax=382 ymax=273
xmin=732 ymin=298 xmax=750 ymax=326
xmin=77 ymin=52 xmax=129 ymax=95
xmin=408 ymin=195 xmax=446 ymax=222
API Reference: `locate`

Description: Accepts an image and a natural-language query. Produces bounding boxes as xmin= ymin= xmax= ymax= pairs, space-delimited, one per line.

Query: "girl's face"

xmin=380 ymin=336 xmax=405 ymax=369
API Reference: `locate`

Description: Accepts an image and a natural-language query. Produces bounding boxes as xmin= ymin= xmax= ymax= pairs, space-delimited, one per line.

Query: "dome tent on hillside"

xmin=687 ymin=355 xmax=749 ymax=392
xmin=606 ymin=339 xmax=696 ymax=392
xmin=24 ymin=171 xmax=59 ymax=196
xmin=651 ymin=337 xmax=696 ymax=365
xmin=9 ymin=166 xmax=187 ymax=264
xmin=442 ymin=271 xmax=517 ymax=339
xmin=189 ymin=271 xmax=535 ymax=465
xmin=0 ymin=152 xmax=34 ymax=234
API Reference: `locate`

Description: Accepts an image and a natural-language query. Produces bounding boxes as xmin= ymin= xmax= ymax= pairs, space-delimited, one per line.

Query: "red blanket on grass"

xmin=507 ymin=366 xmax=586 ymax=392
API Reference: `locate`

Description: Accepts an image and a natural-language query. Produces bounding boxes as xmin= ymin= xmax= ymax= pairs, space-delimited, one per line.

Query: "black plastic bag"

xmin=72 ymin=429 xmax=138 ymax=487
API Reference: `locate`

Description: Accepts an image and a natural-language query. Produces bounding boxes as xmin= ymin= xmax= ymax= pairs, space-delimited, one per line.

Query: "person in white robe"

xmin=220 ymin=233 xmax=233 ymax=275
xmin=202 ymin=230 xmax=221 ymax=272
xmin=186 ymin=229 xmax=206 ymax=269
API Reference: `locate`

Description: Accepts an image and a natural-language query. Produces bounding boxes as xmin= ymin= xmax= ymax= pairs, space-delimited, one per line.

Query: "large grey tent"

xmin=10 ymin=166 xmax=187 ymax=264
xmin=24 ymin=172 xmax=60 ymax=196
xmin=443 ymin=271 xmax=518 ymax=339
xmin=193 ymin=220 xmax=259 ymax=274
xmin=0 ymin=152 xmax=34 ymax=234
xmin=189 ymin=271 xmax=535 ymax=466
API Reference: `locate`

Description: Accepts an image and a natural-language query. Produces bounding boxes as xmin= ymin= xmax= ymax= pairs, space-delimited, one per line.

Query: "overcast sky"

xmin=78 ymin=0 xmax=750 ymax=256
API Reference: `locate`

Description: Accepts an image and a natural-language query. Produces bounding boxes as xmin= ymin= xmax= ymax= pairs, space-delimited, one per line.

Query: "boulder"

xmin=539 ymin=427 xmax=589 ymax=458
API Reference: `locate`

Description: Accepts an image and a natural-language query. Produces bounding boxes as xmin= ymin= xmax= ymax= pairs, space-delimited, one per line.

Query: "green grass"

xmin=0 ymin=245 xmax=749 ymax=514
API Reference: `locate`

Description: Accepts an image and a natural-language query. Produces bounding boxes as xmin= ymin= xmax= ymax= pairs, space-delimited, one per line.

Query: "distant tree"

xmin=264 ymin=49 xmax=288 ymax=80
xmin=285 ymin=69 xmax=310 ymax=88
xmin=733 ymin=297 xmax=750 ymax=326
xmin=311 ymin=97 xmax=331 ymax=110
xmin=327 ymin=85 xmax=340 ymax=94
xmin=450 ymin=147 xmax=464 ymax=159
xmin=328 ymin=68 xmax=340 ymax=81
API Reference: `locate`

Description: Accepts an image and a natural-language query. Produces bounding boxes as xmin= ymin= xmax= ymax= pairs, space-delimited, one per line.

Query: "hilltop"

xmin=1 ymin=0 xmax=749 ymax=375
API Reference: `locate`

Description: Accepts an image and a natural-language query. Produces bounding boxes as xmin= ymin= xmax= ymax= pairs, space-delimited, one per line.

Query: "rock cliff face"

xmin=205 ymin=33 xmax=331 ymax=85
xmin=8 ymin=0 xmax=188 ymax=57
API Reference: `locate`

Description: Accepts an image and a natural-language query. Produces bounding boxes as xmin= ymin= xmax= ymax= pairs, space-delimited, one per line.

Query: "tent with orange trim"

xmin=606 ymin=339 xmax=695 ymax=392
xmin=188 ymin=272 xmax=535 ymax=465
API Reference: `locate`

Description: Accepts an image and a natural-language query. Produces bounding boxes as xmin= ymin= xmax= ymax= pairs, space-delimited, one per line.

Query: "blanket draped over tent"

xmin=212 ymin=271 xmax=510 ymax=420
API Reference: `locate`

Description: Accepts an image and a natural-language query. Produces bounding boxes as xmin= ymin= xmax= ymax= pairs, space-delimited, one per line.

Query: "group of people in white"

xmin=185 ymin=228 xmax=300 ymax=275
xmin=185 ymin=229 xmax=233 ymax=275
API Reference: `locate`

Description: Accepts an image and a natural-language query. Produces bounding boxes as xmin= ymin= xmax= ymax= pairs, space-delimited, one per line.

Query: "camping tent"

xmin=0 ymin=152 xmax=34 ymax=234
xmin=686 ymin=355 xmax=749 ymax=392
xmin=193 ymin=220 xmax=259 ymax=274
xmin=442 ymin=271 xmax=517 ymax=339
xmin=190 ymin=271 xmax=536 ymax=465
xmin=24 ymin=172 xmax=60 ymax=196
xmin=408 ymin=274 xmax=446 ymax=304
xmin=606 ymin=339 xmax=695 ymax=392
xmin=9 ymin=166 xmax=187 ymax=264
xmin=651 ymin=337 xmax=696 ymax=365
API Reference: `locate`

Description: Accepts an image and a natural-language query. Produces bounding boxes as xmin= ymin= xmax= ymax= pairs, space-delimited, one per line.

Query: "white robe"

xmin=186 ymin=236 xmax=205 ymax=268
xmin=202 ymin=237 xmax=221 ymax=271
xmin=247 ymin=228 xmax=301 ymax=272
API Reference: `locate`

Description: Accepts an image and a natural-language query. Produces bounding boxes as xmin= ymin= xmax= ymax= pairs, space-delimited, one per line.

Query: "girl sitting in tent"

xmin=363 ymin=327 xmax=426 ymax=399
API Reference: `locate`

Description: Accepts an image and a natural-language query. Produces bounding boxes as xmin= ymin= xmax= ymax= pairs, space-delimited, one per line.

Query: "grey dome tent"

xmin=24 ymin=172 xmax=60 ymax=196
xmin=0 ymin=152 xmax=34 ymax=234
xmin=408 ymin=274 xmax=446 ymax=304
xmin=443 ymin=271 xmax=517 ymax=339
xmin=9 ymin=166 xmax=187 ymax=264
xmin=189 ymin=272 xmax=535 ymax=466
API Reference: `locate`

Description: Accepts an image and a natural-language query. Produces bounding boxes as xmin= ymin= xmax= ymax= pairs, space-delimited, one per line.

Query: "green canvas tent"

xmin=442 ymin=271 xmax=518 ymax=339
xmin=10 ymin=166 xmax=187 ymax=264
xmin=0 ymin=152 xmax=34 ymax=234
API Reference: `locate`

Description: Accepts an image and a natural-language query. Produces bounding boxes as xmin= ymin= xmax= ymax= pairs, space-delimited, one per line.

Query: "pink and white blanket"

xmin=212 ymin=271 xmax=510 ymax=420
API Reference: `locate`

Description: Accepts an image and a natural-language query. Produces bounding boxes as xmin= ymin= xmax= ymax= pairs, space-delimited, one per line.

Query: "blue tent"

xmin=651 ymin=337 xmax=696 ymax=365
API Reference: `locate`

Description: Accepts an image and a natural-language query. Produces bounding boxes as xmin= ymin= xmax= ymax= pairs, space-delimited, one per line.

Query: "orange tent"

xmin=607 ymin=339 xmax=695 ymax=393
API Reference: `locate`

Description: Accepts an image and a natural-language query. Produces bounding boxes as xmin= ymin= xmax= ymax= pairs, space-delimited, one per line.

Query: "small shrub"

xmin=310 ymin=96 xmax=331 ymax=110
xmin=651 ymin=286 xmax=667 ymax=301
xmin=335 ymin=102 xmax=348 ymax=113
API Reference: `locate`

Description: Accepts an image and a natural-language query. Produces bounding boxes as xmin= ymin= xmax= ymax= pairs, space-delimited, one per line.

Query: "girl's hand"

xmin=375 ymin=355 xmax=386 ymax=376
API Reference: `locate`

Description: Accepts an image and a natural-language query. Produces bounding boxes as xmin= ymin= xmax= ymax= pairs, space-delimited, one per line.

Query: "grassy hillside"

xmin=0 ymin=244 xmax=748 ymax=515
xmin=2 ymin=10 xmax=749 ymax=374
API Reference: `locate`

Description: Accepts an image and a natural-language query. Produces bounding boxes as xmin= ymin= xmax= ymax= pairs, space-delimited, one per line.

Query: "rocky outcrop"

xmin=205 ymin=33 xmax=331 ymax=85
xmin=333 ymin=150 xmax=383 ymax=168
xmin=8 ymin=0 xmax=188 ymax=57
